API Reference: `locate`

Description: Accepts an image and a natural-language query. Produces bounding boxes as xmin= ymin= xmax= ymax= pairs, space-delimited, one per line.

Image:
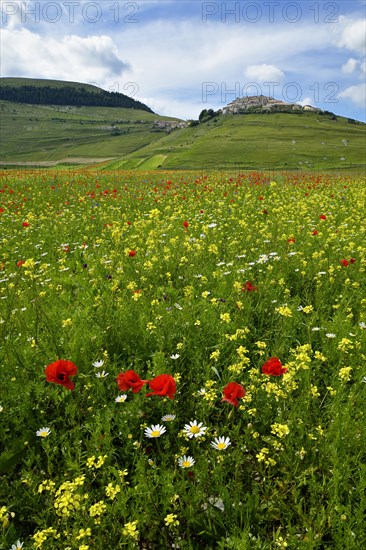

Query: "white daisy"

xmin=183 ymin=421 xmax=207 ymax=439
xmin=178 ymin=455 xmax=195 ymax=468
xmin=170 ymin=354 xmax=180 ymax=360
xmin=144 ymin=424 xmax=166 ymax=438
xmin=211 ymin=436 xmax=231 ymax=451
xmin=11 ymin=541 xmax=24 ymax=550
xmin=95 ymin=371 xmax=109 ymax=378
xmin=161 ymin=414 xmax=176 ymax=422
xmin=115 ymin=394 xmax=128 ymax=403
xmin=93 ymin=359 xmax=104 ymax=368
xmin=36 ymin=427 xmax=51 ymax=438
xmin=325 ymin=333 xmax=336 ymax=338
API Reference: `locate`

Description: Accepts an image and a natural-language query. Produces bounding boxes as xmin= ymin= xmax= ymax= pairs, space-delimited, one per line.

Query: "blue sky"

xmin=1 ymin=1 xmax=365 ymax=121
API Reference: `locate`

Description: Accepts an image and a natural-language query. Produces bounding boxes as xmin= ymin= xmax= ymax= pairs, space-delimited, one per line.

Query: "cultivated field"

xmin=0 ymin=170 xmax=365 ymax=549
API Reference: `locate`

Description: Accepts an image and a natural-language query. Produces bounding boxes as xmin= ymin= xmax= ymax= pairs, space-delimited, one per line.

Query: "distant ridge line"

xmin=0 ymin=77 xmax=154 ymax=113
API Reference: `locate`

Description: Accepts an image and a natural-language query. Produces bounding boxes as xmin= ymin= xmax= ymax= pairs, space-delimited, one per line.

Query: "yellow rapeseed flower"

xmin=122 ymin=520 xmax=139 ymax=540
xmin=276 ymin=305 xmax=293 ymax=317
xmin=339 ymin=367 xmax=352 ymax=382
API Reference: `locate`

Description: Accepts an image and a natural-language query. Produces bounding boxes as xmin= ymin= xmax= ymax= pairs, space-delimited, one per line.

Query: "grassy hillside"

xmin=0 ymin=78 xmax=365 ymax=170
xmin=0 ymin=77 xmax=104 ymax=92
xmin=0 ymin=77 xmax=153 ymax=113
xmin=0 ymin=100 xmax=179 ymax=164
xmin=106 ymin=111 xmax=366 ymax=171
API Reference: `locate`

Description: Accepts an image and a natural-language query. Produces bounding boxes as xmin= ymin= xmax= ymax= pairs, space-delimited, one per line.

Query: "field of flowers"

xmin=0 ymin=169 xmax=365 ymax=549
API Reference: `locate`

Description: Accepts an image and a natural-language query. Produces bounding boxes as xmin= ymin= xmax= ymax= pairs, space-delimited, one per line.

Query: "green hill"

xmin=0 ymin=78 xmax=365 ymax=170
xmin=0 ymin=78 xmax=182 ymax=166
xmin=1 ymin=77 xmax=106 ymax=91
xmin=0 ymin=77 xmax=153 ymax=112
xmin=105 ymin=110 xmax=366 ymax=171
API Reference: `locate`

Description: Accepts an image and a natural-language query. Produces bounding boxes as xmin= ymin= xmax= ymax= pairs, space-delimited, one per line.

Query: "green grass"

xmin=0 ymin=101 xmax=178 ymax=162
xmin=113 ymin=112 xmax=366 ymax=171
xmin=1 ymin=97 xmax=365 ymax=170
xmin=138 ymin=154 xmax=167 ymax=170
xmin=0 ymin=169 xmax=365 ymax=549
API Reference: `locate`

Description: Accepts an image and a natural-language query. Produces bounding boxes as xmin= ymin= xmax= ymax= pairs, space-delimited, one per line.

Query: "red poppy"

xmin=340 ymin=259 xmax=349 ymax=267
xmin=22 ymin=221 xmax=30 ymax=227
xmin=16 ymin=260 xmax=25 ymax=267
xmin=45 ymin=359 xmax=78 ymax=390
xmin=349 ymin=258 xmax=356 ymax=264
xmin=128 ymin=250 xmax=136 ymax=257
xmin=183 ymin=221 xmax=189 ymax=228
xmin=261 ymin=357 xmax=288 ymax=376
xmin=242 ymin=281 xmax=257 ymax=292
xmin=320 ymin=214 xmax=327 ymax=220
xmin=117 ymin=370 xmax=147 ymax=393
xmin=312 ymin=230 xmax=318 ymax=235
xmin=221 ymin=382 xmax=246 ymax=407
xmin=287 ymin=237 xmax=296 ymax=243
xmin=146 ymin=374 xmax=176 ymax=399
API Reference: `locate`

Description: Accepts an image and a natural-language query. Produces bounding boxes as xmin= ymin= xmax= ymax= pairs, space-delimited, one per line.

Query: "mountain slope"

xmin=0 ymin=77 xmax=153 ymax=112
xmin=0 ymin=81 xmax=365 ymax=170
xmin=0 ymin=101 xmax=182 ymax=163
xmin=105 ymin=109 xmax=366 ymax=171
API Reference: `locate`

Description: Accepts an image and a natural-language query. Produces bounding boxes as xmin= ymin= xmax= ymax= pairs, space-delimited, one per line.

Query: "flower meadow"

xmin=0 ymin=169 xmax=366 ymax=549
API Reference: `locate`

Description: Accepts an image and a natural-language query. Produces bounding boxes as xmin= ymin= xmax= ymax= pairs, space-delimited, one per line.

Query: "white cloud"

xmin=244 ymin=64 xmax=285 ymax=83
xmin=1 ymin=29 xmax=129 ymax=82
xmin=297 ymin=96 xmax=314 ymax=107
xmin=342 ymin=58 xmax=359 ymax=74
xmin=339 ymin=84 xmax=366 ymax=108
xmin=116 ymin=20 xmax=330 ymax=104
xmin=336 ymin=18 xmax=366 ymax=55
